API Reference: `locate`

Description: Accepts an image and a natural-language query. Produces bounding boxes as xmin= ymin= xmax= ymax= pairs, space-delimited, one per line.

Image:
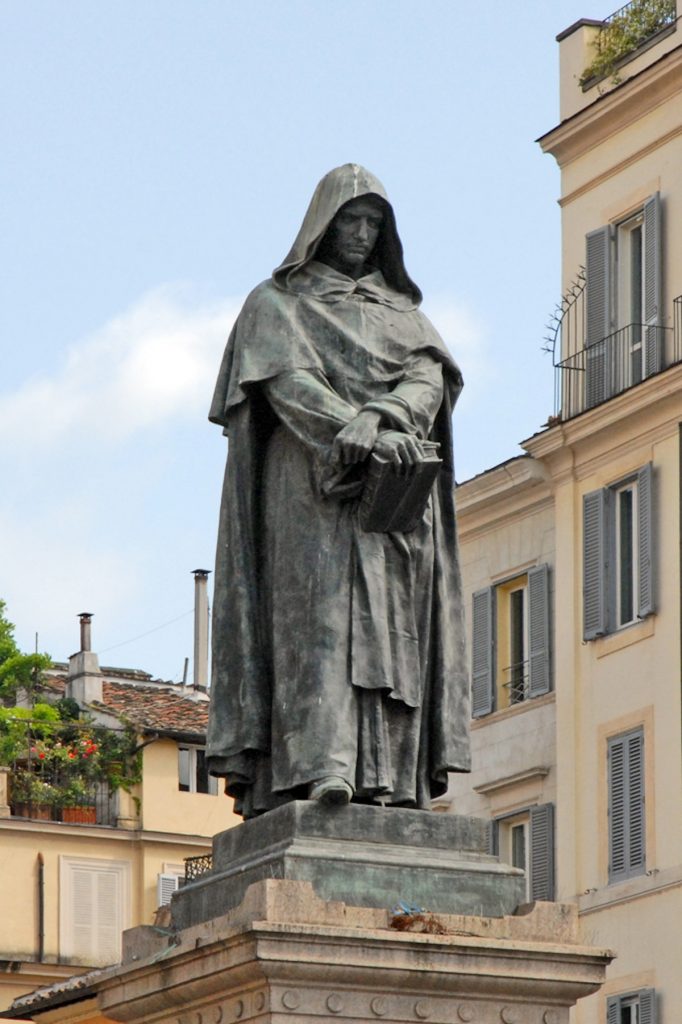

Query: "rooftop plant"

xmin=580 ymin=0 xmax=676 ymax=86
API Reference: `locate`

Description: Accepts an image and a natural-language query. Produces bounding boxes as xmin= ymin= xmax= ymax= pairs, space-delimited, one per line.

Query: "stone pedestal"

xmin=108 ymin=878 xmax=611 ymax=1024
xmin=172 ymin=802 xmax=525 ymax=928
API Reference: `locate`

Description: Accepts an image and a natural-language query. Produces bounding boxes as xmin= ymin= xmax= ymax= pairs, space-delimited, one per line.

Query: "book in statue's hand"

xmin=359 ymin=440 xmax=442 ymax=533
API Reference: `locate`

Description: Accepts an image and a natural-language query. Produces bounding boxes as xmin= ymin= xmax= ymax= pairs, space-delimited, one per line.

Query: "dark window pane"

xmin=619 ymin=489 xmax=634 ymax=624
xmin=195 ymin=748 xmax=210 ymax=794
xmin=511 ymin=823 xmax=526 ymax=871
xmin=510 ymin=589 xmax=525 ymax=703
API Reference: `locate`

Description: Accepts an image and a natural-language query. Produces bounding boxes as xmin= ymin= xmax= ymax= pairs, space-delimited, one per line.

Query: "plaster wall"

xmin=139 ymin=738 xmax=240 ymax=836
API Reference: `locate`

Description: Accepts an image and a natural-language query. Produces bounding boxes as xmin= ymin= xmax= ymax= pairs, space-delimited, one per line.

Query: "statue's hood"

xmin=272 ymin=163 xmax=422 ymax=305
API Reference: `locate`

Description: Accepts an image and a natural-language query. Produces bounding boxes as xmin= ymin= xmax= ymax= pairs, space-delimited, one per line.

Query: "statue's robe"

xmin=207 ymin=164 xmax=470 ymax=818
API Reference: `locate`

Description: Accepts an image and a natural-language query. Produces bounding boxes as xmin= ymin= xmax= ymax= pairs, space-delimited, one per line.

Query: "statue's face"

xmin=320 ymin=196 xmax=384 ymax=278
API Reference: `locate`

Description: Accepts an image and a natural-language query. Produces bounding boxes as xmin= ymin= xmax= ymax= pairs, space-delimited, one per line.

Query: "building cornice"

xmin=523 ymin=363 xmax=682 ymax=476
xmin=539 ymin=42 xmax=682 ymax=169
xmin=456 ymin=456 xmax=552 ymax=537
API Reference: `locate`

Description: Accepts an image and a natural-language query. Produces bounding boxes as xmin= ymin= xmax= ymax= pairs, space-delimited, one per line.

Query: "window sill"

xmin=471 ymin=691 xmax=555 ymax=729
xmin=594 ymin=616 xmax=655 ymax=658
xmin=578 ymin=862 xmax=682 ymax=915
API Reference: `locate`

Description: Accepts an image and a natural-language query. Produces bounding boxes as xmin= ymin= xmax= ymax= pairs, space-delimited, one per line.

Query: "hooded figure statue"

xmin=207 ymin=164 xmax=470 ymax=818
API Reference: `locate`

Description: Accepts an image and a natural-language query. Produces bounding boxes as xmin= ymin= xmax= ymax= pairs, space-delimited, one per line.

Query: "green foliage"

xmin=0 ymin=599 xmax=51 ymax=700
xmin=580 ymin=0 xmax=676 ymax=86
xmin=0 ymin=703 xmax=59 ymax=762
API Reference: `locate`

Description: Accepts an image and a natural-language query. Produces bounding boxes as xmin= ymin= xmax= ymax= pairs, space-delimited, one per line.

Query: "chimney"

xmin=66 ymin=613 xmax=103 ymax=706
xmin=192 ymin=570 xmax=210 ymax=690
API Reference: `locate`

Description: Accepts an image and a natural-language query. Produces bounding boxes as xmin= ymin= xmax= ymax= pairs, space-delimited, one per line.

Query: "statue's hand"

xmin=373 ymin=431 xmax=423 ymax=473
xmin=332 ymin=410 xmax=381 ymax=466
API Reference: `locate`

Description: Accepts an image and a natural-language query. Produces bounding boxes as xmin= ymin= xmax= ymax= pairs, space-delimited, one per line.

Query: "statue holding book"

xmin=207 ymin=164 xmax=470 ymax=818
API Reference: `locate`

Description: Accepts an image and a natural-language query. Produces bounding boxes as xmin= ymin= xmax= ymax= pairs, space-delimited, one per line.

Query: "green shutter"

xmin=583 ymin=489 xmax=607 ymax=640
xmin=643 ymin=193 xmax=662 ymax=377
xmin=471 ymin=587 xmax=494 ymax=718
xmin=528 ymin=564 xmax=551 ymax=697
xmin=637 ymin=463 xmax=655 ymax=619
xmin=529 ymin=803 xmax=555 ymax=901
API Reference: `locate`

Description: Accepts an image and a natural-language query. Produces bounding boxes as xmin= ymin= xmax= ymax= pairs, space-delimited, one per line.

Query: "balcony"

xmin=548 ymin=286 xmax=682 ymax=421
xmin=580 ymin=0 xmax=677 ymax=87
xmin=0 ymin=705 xmax=141 ymax=827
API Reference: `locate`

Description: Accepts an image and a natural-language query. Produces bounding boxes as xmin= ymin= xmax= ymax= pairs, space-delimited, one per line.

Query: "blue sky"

xmin=1 ymin=1 xmax=599 ymax=679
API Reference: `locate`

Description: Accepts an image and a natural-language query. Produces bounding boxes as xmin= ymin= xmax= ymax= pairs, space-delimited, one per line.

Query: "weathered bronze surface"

xmin=207 ymin=164 xmax=470 ymax=818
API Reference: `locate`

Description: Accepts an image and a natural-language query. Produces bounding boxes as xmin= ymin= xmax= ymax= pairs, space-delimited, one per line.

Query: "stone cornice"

xmin=456 ymin=457 xmax=552 ymax=537
xmin=539 ymin=41 xmax=682 ymax=169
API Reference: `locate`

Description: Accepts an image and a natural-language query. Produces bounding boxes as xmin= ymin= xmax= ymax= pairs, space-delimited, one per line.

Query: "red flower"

xmin=38 ymin=752 xmax=45 ymax=760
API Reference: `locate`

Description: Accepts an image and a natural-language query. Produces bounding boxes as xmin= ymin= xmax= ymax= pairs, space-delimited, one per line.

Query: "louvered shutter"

xmin=583 ymin=489 xmax=608 ymax=640
xmin=606 ymin=996 xmax=619 ymax=1024
xmin=471 ymin=587 xmax=494 ymax=718
xmin=637 ymin=463 xmax=655 ymax=618
xmin=70 ymin=865 xmax=122 ymax=964
xmin=529 ymin=803 xmax=555 ymax=901
xmin=627 ymin=730 xmax=645 ymax=874
xmin=528 ymin=564 xmax=551 ymax=697
xmin=608 ymin=729 xmax=645 ymax=882
xmin=585 ymin=225 xmax=612 ymax=407
xmin=157 ymin=873 xmax=181 ymax=907
xmin=643 ymin=193 xmax=662 ymax=377
xmin=638 ymin=988 xmax=657 ymax=1024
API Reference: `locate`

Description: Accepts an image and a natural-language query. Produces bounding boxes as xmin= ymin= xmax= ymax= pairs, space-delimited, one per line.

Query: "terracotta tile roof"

xmin=98 ymin=680 xmax=208 ymax=739
xmin=44 ymin=671 xmax=209 ymax=739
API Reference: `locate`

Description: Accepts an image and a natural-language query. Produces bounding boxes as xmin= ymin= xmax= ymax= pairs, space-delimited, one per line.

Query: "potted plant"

xmin=10 ymin=770 xmax=59 ymax=820
xmin=58 ymin=778 xmax=97 ymax=824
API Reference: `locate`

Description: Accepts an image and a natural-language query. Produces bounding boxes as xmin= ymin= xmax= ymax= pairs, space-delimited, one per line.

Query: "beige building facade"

xmin=450 ymin=6 xmax=682 ymax=1023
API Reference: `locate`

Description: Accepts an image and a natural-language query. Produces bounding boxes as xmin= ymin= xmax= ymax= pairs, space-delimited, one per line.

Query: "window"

xmin=490 ymin=803 xmax=555 ymax=901
xmin=178 ymin=744 xmax=219 ymax=795
xmin=607 ymin=988 xmax=656 ymax=1023
xmin=471 ymin=564 xmax=551 ymax=718
xmin=59 ymin=856 xmax=131 ymax=965
xmin=608 ymin=727 xmax=645 ymax=883
xmin=585 ymin=193 xmax=662 ymax=408
xmin=157 ymin=872 xmax=182 ymax=907
xmin=583 ymin=465 xmax=654 ymax=640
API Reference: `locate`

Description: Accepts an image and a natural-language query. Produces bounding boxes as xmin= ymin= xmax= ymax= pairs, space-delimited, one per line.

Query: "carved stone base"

xmin=98 ymin=879 xmax=612 ymax=1024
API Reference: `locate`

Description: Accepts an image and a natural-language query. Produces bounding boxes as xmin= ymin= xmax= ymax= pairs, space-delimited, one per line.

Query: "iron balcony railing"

xmin=552 ymin=297 xmax=682 ymax=421
xmin=185 ymin=853 xmax=213 ymax=882
xmin=581 ymin=0 xmax=677 ymax=85
xmin=8 ymin=764 xmax=118 ymax=826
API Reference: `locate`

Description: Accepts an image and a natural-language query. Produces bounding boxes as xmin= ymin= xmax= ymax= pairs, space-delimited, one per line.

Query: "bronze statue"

xmin=207 ymin=164 xmax=470 ymax=818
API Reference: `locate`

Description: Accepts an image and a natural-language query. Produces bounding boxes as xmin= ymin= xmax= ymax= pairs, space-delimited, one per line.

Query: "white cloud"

xmin=0 ymin=285 xmax=242 ymax=448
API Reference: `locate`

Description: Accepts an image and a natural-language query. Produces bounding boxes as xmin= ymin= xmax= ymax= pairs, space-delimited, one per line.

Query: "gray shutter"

xmin=529 ymin=803 xmax=555 ymax=901
xmin=606 ymin=996 xmax=620 ymax=1024
xmin=471 ymin=587 xmax=494 ymax=718
xmin=487 ymin=819 xmax=499 ymax=857
xmin=583 ymin=489 xmax=608 ymax=640
xmin=608 ymin=734 xmax=627 ymax=880
xmin=643 ymin=192 xmax=662 ymax=377
xmin=627 ymin=730 xmax=645 ymax=873
xmin=638 ymin=988 xmax=657 ymax=1024
xmin=528 ymin=564 xmax=551 ymax=697
xmin=585 ymin=225 xmax=612 ymax=407
xmin=637 ymin=463 xmax=655 ymax=618
xmin=608 ymin=729 xmax=645 ymax=882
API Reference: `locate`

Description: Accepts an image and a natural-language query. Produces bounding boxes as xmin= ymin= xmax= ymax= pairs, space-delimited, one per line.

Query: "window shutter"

xmin=643 ymin=192 xmax=662 ymax=376
xmin=471 ymin=588 xmax=494 ymax=718
xmin=487 ymin=819 xmax=499 ymax=857
xmin=70 ymin=865 xmax=122 ymax=965
xmin=585 ymin=225 xmax=612 ymax=407
xmin=529 ymin=803 xmax=555 ymax=901
xmin=627 ymin=730 xmax=645 ymax=873
xmin=637 ymin=463 xmax=655 ymax=618
xmin=608 ymin=735 xmax=627 ymax=880
xmin=157 ymin=873 xmax=181 ymax=907
xmin=608 ymin=729 xmax=645 ymax=882
xmin=528 ymin=564 xmax=551 ymax=697
xmin=583 ymin=489 xmax=607 ymax=640
xmin=638 ymin=988 xmax=657 ymax=1024
xmin=606 ymin=996 xmax=620 ymax=1024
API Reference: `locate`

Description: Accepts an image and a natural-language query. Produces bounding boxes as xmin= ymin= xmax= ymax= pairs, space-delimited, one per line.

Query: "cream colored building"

xmin=0 ymin=621 xmax=240 ymax=1012
xmin=450 ymin=5 xmax=682 ymax=1022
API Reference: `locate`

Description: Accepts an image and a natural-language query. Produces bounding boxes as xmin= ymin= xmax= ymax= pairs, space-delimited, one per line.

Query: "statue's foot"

xmin=308 ymin=776 xmax=353 ymax=805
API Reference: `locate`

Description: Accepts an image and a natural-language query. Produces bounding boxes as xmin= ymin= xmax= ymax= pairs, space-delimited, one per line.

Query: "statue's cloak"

xmin=207 ymin=164 xmax=470 ymax=817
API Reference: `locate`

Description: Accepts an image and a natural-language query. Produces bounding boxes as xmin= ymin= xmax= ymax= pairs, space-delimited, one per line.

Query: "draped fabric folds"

xmin=207 ymin=164 xmax=470 ymax=818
